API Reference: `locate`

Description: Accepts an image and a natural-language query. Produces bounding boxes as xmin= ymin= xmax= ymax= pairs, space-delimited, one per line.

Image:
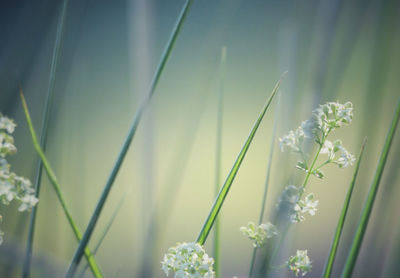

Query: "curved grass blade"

xmin=22 ymin=1 xmax=70 ymax=277
xmin=213 ymin=46 xmax=226 ymax=278
xmin=248 ymin=95 xmax=279 ymax=278
xmin=77 ymin=193 xmax=127 ymax=278
xmin=342 ymin=99 xmax=400 ymax=278
xmin=196 ymin=76 xmax=283 ymax=245
xmin=20 ymin=91 xmax=103 ymax=278
xmin=322 ymin=137 xmax=367 ymax=278
xmin=65 ymin=1 xmax=194 ymax=277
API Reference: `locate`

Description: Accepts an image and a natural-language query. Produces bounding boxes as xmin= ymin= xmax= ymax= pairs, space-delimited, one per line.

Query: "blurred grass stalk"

xmin=65 ymin=1 xmax=194 ymax=277
xmin=77 ymin=193 xmax=127 ymax=278
xmin=20 ymin=91 xmax=103 ymax=278
xmin=342 ymin=99 xmax=400 ymax=277
xmin=248 ymin=95 xmax=279 ymax=278
xmin=322 ymin=138 xmax=367 ymax=278
xmin=196 ymin=76 xmax=282 ymax=245
xmin=213 ymin=46 xmax=226 ymax=278
xmin=22 ymin=0 xmax=69 ymax=277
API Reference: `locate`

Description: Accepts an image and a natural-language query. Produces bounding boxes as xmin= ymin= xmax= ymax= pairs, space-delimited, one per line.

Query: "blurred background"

xmin=0 ymin=0 xmax=399 ymax=277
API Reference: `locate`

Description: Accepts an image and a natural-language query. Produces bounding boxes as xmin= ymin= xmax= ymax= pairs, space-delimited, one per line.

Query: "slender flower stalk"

xmin=22 ymin=1 xmax=70 ymax=277
xmin=65 ymin=1 xmax=194 ymax=277
xmin=342 ymin=99 xmax=400 ymax=277
xmin=322 ymin=138 xmax=367 ymax=278
xmin=213 ymin=46 xmax=226 ymax=278
xmin=20 ymin=91 xmax=103 ymax=278
xmin=264 ymin=101 xmax=355 ymax=277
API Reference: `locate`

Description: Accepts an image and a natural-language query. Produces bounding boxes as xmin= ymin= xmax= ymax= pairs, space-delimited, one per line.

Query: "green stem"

xmin=20 ymin=91 xmax=103 ymax=278
xmin=248 ymin=94 xmax=279 ymax=278
xmin=342 ymin=99 xmax=400 ymax=278
xmin=322 ymin=138 xmax=367 ymax=278
xmin=196 ymin=77 xmax=282 ymax=245
xmin=65 ymin=1 xmax=193 ymax=277
xmin=213 ymin=46 xmax=226 ymax=278
xmin=22 ymin=1 xmax=69 ymax=277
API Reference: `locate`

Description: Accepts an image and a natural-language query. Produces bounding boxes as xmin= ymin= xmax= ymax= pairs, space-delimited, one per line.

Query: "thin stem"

xmin=22 ymin=1 xmax=69 ymax=277
xmin=196 ymin=77 xmax=283 ymax=245
xmin=20 ymin=91 xmax=103 ymax=278
xmin=248 ymin=95 xmax=279 ymax=278
xmin=342 ymin=99 xmax=400 ymax=277
xmin=322 ymin=138 xmax=367 ymax=278
xmin=77 ymin=193 xmax=127 ymax=278
xmin=65 ymin=1 xmax=194 ymax=277
xmin=213 ymin=46 xmax=226 ymax=278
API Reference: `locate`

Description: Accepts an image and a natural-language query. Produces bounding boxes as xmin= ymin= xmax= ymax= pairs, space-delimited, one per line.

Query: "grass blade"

xmin=248 ymin=95 xmax=279 ymax=278
xmin=65 ymin=1 xmax=193 ymax=277
xmin=22 ymin=1 xmax=69 ymax=277
xmin=196 ymin=76 xmax=283 ymax=245
xmin=20 ymin=91 xmax=103 ymax=278
xmin=77 ymin=193 xmax=127 ymax=278
xmin=322 ymin=137 xmax=367 ymax=278
xmin=341 ymin=99 xmax=400 ymax=277
xmin=213 ymin=46 xmax=226 ymax=278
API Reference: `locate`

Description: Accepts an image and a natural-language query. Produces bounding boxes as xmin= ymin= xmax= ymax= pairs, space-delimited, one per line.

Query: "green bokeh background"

xmin=1 ymin=0 xmax=399 ymax=277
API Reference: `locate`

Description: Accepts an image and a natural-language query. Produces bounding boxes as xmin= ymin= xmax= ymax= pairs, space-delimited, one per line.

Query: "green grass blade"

xmin=213 ymin=46 xmax=226 ymax=278
xmin=322 ymin=137 xmax=367 ymax=278
xmin=77 ymin=193 xmax=127 ymax=278
xmin=20 ymin=91 xmax=103 ymax=278
xmin=65 ymin=1 xmax=193 ymax=277
xmin=22 ymin=1 xmax=69 ymax=277
xmin=248 ymin=95 xmax=279 ymax=278
xmin=342 ymin=99 xmax=400 ymax=278
xmin=196 ymin=77 xmax=282 ymax=245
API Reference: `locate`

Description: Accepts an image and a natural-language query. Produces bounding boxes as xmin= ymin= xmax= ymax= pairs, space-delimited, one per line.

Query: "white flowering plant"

xmin=240 ymin=221 xmax=278 ymax=247
xmin=161 ymin=242 xmax=215 ymax=278
xmin=0 ymin=113 xmax=38 ymax=244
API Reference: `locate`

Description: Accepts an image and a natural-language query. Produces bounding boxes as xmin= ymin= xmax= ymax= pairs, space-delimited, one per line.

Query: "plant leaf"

xmin=196 ymin=76 xmax=283 ymax=245
xmin=322 ymin=137 xmax=367 ymax=278
xmin=20 ymin=90 xmax=103 ymax=278
xmin=341 ymin=99 xmax=400 ymax=277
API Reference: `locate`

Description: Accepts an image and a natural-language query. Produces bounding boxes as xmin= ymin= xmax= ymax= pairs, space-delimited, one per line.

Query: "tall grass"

xmin=64 ymin=1 xmax=194 ymax=277
xmin=342 ymin=99 xmax=400 ymax=277
xmin=77 ymin=193 xmax=127 ymax=278
xmin=196 ymin=77 xmax=282 ymax=245
xmin=322 ymin=138 xmax=367 ymax=278
xmin=248 ymin=97 xmax=279 ymax=278
xmin=20 ymin=91 xmax=103 ymax=278
xmin=212 ymin=46 xmax=226 ymax=278
xmin=22 ymin=1 xmax=70 ymax=277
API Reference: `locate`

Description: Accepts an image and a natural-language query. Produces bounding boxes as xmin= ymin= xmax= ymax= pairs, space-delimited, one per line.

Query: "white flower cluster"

xmin=0 ymin=113 xmax=38 ymax=244
xmin=287 ymin=250 xmax=312 ymax=276
xmin=290 ymin=193 xmax=319 ymax=223
xmin=240 ymin=221 xmax=278 ymax=247
xmin=161 ymin=242 xmax=215 ymax=278
xmin=320 ymin=140 xmax=355 ymax=168
xmin=280 ymin=102 xmax=354 ymax=165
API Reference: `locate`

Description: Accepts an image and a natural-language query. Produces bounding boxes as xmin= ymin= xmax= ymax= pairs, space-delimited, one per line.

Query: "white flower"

xmin=240 ymin=221 xmax=278 ymax=247
xmin=0 ymin=115 xmax=16 ymax=134
xmin=287 ymin=250 xmax=312 ymax=276
xmin=290 ymin=193 xmax=319 ymax=223
xmin=18 ymin=195 xmax=39 ymax=212
xmin=336 ymin=145 xmax=355 ymax=168
xmin=277 ymin=185 xmax=303 ymax=209
xmin=320 ymin=140 xmax=334 ymax=160
xmin=161 ymin=242 xmax=215 ymax=278
xmin=0 ymin=132 xmax=17 ymax=157
xmin=0 ymin=115 xmax=38 ymax=245
xmin=279 ymin=127 xmax=305 ymax=153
